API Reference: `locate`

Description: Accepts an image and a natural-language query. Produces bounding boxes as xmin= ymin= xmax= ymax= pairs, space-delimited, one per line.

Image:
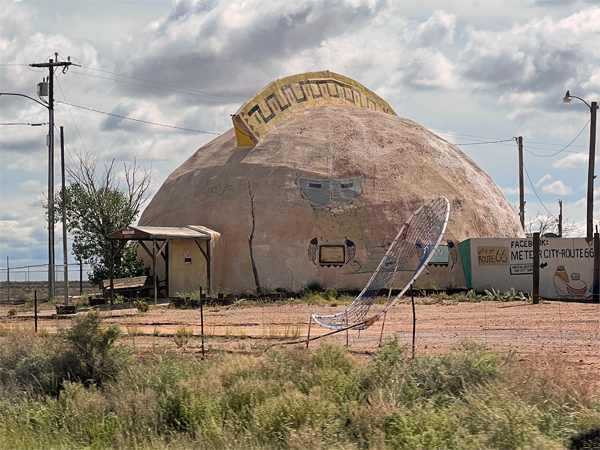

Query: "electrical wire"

xmin=71 ymin=66 xmax=245 ymax=103
xmin=523 ymin=162 xmax=555 ymax=217
xmin=455 ymin=138 xmax=516 ymax=146
xmin=56 ymin=100 xmax=221 ymax=135
xmin=0 ymin=122 xmax=47 ymax=126
xmin=56 ymin=77 xmax=88 ymax=153
xmin=437 ymin=130 xmax=588 ymax=150
xmin=524 ymin=118 xmax=590 ymax=158
xmin=502 ymin=175 xmax=519 ymax=194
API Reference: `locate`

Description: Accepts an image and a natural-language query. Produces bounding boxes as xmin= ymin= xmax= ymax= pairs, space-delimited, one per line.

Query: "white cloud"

xmin=535 ymin=174 xmax=552 ymax=187
xmin=411 ymin=10 xmax=456 ymax=47
xmin=542 ymin=180 xmax=573 ymax=195
xmin=18 ymin=179 xmax=42 ymax=192
xmin=552 ymin=153 xmax=589 ymax=168
xmin=503 ymin=186 xmax=531 ymax=195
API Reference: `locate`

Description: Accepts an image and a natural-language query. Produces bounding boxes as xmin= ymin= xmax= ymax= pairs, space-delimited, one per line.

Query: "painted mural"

xmin=460 ymin=237 xmax=596 ymax=299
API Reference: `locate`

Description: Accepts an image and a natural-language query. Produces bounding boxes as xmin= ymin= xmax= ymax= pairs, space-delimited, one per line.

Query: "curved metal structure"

xmin=312 ymin=196 xmax=450 ymax=330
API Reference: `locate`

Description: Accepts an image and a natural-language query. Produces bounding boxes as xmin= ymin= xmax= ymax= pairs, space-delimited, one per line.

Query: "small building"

xmin=107 ymin=225 xmax=220 ymax=300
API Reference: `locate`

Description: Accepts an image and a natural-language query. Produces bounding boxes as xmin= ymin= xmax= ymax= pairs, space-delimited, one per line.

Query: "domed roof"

xmin=140 ymin=73 xmax=524 ymax=292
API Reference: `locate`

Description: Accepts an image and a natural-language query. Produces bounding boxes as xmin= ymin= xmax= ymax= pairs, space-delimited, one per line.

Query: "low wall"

xmin=459 ymin=237 xmax=597 ymax=300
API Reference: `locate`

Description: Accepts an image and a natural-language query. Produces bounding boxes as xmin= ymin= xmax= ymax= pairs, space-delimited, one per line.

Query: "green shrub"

xmin=0 ymin=337 xmax=596 ymax=450
xmin=135 ymin=299 xmax=149 ymax=312
xmin=324 ymin=288 xmax=338 ymax=300
xmin=173 ymin=325 xmax=193 ymax=348
xmin=7 ymin=308 xmax=17 ymax=316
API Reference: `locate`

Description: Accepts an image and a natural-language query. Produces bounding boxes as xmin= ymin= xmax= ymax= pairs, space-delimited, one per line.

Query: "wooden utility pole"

xmin=558 ymin=200 xmax=563 ymax=238
xmin=518 ymin=136 xmax=525 ymax=231
xmin=587 ymin=102 xmax=597 ymax=242
xmin=60 ymin=127 xmax=69 ymax=306
xmin=533 ymin=232 xmax=540 ymax=304
xmin=30 ymin=53 xmax=71 ymax=300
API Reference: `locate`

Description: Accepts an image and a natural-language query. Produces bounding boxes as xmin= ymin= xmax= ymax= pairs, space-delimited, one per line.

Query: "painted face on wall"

xmin=299 ymin=177 xmax=363 ymax=209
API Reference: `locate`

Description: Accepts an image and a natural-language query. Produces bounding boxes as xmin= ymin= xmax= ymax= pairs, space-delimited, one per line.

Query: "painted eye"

xmin=341 ymin=182 xmax=353 ymax=188
xmin=308 ymin=183 xmax=322 ymax=188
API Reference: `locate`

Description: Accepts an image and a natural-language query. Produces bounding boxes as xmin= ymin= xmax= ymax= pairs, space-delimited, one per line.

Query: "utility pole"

xmin=30 ymin=53 xmax=71 ymax=300
xmin=60 ymin=126 xmax=69 ymax=306
xmin=518 ymin=136 xmax=525 ymax=231
xmin=587 ymin=102 xmax=597 ymax=242
xmin=558 ymin=199 xmax=563 ymax=238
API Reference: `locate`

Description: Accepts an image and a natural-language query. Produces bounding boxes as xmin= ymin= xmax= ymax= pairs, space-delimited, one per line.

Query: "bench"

xmin=102 ymin=276 xmax=164 ymax=299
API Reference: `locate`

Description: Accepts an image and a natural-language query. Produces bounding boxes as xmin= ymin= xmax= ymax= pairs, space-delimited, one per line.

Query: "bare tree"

xmin=525 ymin=212 xmax=578 ymax=238
xmin=51 ymin=152 xmax=152 ymax=287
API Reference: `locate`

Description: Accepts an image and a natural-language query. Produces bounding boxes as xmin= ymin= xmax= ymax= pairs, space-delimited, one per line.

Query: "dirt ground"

xmin=2 ymin=297 xmax=598 ymax=386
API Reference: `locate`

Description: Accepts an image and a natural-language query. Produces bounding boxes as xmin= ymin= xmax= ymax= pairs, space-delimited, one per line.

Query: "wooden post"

xmin=306 ymin=316 xmax=312 ymax=349
xmin=411 ymin=284 xmax=416 ymax=359
xmin=200 ymin=286 xmax=205 ymax=357
xmin=593 ymin=231 xmax=599 ymax=300
xmin=533 ymin=232 xmax=540 ymax=304
xmin=378 ymin=312 xmax=387 ymax=345
xmin=79 ymin=260 xmax=83 ymax=295
xmin=34 ymin=290 xmax=38 ymax=333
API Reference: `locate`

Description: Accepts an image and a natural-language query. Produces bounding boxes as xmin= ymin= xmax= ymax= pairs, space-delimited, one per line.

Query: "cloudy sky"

xmin=1 ymin=0 xmax=599 ymax=274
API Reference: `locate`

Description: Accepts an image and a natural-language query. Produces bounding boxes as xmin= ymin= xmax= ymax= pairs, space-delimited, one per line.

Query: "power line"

xmin=439 ymin=130 xmax=588 ymax=149
xmin=56 ymin=100 xmax=221 ymax=135
xmin=455 ymin=138 xmax=515 ymax=146
xmin=56 ymin=77 xmax=88 ymax=153
xmin=523 ymin=162 xmax=554 ymax=217
xmin=71 ymin=66 xmax=245 ymax=103
xmin=524 ymin=119 xmax=590 ymax=158
xmin=0 ymin=122 xmax=47 ymax=126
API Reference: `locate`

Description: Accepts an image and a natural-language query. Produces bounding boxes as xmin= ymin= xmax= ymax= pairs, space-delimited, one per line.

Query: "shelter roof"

xmin=107 ymin=225 xmax=218 ymax=241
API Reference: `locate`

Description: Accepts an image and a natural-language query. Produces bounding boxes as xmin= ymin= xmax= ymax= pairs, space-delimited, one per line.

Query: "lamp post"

xmin=0 ymin=92 xmax=53 ymax=299
xmin=563 ymin=91 xmax=598 ymax=242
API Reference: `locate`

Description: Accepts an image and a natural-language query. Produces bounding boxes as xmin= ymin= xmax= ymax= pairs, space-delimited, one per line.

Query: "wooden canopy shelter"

xmin=107 ymin=225 xmax=218 ymax=304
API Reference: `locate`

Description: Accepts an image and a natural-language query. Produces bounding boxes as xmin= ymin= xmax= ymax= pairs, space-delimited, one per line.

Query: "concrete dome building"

xmin=139 ymin=71 xmax=524 ymax=294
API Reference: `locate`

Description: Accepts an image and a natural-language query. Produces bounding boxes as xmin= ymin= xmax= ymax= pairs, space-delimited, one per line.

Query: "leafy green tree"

xmin=51 ymin=152 xmax=152 ymax=287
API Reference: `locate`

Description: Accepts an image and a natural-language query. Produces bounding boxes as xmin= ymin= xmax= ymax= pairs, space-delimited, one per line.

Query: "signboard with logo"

xmin=459 ymin=238 xmax=596 ymax=300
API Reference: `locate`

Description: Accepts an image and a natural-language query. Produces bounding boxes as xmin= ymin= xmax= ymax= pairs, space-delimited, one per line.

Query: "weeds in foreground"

xmin=0 ymin=323 xmax=597 ymax=450
xmin=173 ymin=325 xmax=193 ymax=348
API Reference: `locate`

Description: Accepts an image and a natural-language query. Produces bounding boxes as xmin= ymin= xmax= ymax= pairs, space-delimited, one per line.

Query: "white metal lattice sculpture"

xmin=312 ymin=196 xmax=450 ymax=330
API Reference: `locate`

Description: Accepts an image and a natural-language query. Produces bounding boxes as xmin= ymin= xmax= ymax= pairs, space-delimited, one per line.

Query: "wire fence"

xmin=0 ymin=262 xmax=96 ymax=303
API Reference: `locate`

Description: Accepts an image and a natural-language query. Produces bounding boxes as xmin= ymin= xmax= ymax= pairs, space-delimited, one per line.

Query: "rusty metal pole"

xmin=306 ymin=316 xmax=312 ymax=349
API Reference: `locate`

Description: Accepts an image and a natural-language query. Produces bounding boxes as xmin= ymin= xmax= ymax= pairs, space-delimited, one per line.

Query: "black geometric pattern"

xmin=245 ymin=79 xmax=391 ymax=125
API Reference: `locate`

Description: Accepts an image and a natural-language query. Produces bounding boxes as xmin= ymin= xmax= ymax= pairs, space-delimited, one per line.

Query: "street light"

xmin=563 ymin=90 xmax=598 ymax=242
xmin=0 ymin=91 xmax=55 ymax=300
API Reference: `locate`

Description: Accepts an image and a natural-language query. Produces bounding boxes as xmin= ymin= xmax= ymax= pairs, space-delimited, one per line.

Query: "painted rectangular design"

xmin=429 ymin=245 xmax=449 ymax=263
xmin=184 ymin=250 xmax=192 ymax=265
xmin=510 ymin=263 xmax=533 ymax=275
xmin=477 ymin=246 xmax=509 ymax=265
xmin=319 ymin=246 xmax=345 ymax=264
